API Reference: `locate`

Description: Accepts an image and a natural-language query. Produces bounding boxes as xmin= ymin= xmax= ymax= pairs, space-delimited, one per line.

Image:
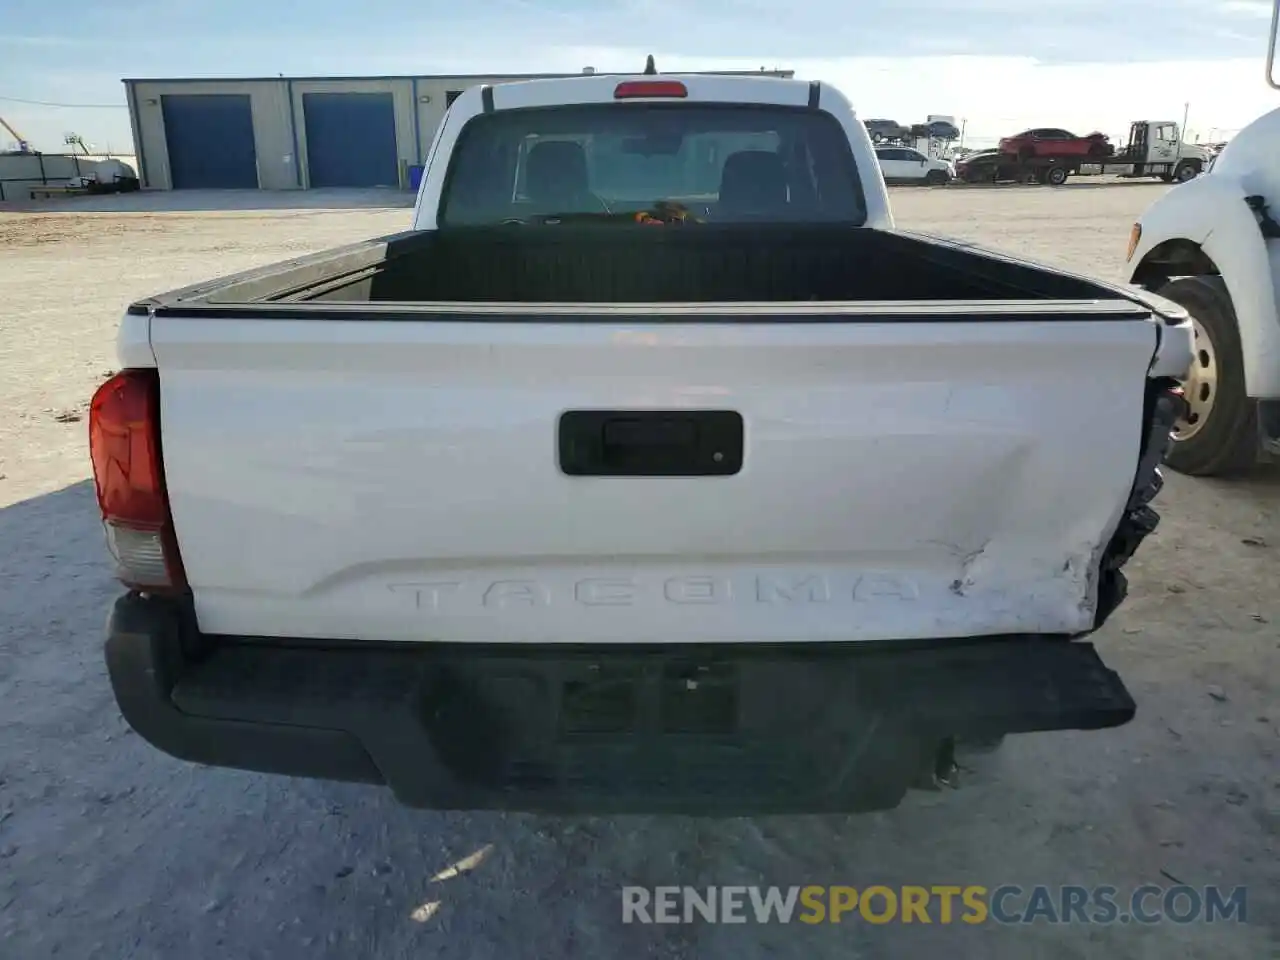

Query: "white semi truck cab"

xmin=1125 ymin=5 xmax=1280 ymax=475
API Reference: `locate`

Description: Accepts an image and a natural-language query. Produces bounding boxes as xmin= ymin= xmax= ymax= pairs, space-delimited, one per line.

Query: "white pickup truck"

xmin=95 ymin=67 xmax=1193 ymax=815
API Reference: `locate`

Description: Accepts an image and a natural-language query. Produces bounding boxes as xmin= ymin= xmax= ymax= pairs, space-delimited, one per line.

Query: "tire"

xmin=925 ymin=169 xmax=948 ymax=185
xmin=1174 ymin=161 xmax=1199 ymax=183
xmin=1045 ymin=166 xmax=1069 ymax=185
xmin=1153 ymin=275 xmax=1257 ymax=476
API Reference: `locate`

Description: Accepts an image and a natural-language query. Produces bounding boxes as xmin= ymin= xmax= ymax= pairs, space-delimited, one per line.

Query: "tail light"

xmin=614 ymin=80 xmax=688 ymax=100
xmin=89 ymin=369 xmax=187 ymax=592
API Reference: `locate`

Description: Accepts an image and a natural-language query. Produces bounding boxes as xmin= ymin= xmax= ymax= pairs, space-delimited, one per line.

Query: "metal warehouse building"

xmin=123 ymin=69 xmax=795 ymax=191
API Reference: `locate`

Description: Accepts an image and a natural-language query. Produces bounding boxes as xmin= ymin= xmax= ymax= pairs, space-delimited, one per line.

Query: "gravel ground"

xmin=0 ymin=185 xmax=1276 ymax=959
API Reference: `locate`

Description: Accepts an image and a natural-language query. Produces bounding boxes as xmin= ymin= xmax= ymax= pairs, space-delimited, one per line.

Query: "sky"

xmin=1 ymin=0 xmax=1279 ymax=155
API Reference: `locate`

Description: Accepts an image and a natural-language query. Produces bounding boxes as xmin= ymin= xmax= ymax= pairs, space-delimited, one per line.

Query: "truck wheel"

xmin=1045 ymin=166 xmax=1069 ymax=185
xmin=1174 ymin=161 xmax=1199 ymax=183
xmin=1154 ymin=276 xmax=1256 ymax=476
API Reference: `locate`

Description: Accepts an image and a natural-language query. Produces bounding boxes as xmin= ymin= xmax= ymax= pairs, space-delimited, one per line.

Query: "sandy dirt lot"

xmin=0 ymin=185 xmax=1276 ymax=959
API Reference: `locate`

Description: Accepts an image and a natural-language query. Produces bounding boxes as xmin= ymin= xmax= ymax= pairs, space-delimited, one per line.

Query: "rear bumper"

xmin=106 ymin=593 xmax=1137 ymax=815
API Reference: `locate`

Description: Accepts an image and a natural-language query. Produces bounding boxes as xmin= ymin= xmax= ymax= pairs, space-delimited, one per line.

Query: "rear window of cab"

xmin=438 ymin=103 xmax=867 ymax=226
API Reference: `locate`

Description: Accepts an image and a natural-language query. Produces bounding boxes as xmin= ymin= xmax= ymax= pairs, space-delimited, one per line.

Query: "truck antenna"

xmin=644 ymin=55 xmax=657 ymax=75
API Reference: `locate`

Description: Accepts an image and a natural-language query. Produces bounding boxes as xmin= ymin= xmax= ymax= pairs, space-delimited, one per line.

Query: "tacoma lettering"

xmin=575 ymin=578 xmax=637 ymax=606
xmin=387 ymin=573 xmax=919 ymax=610
xmin=756 ymin=575 xmax=831 ymax=604
xmin=482 ymin=580 xmax=547 ymax=608
xmin=664 ymin=576 xmax=724 ymax=604
xmin=387 ymin=581 xmax=461 ymax=610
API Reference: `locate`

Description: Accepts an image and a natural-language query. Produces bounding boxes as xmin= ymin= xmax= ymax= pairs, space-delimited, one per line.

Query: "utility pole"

xmin=1177 ymin=102 xmax=1190 ymax=162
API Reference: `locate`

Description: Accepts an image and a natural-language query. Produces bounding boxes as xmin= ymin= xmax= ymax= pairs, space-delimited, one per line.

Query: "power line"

xmin=0 ymin=94 xmax=125 ymax=109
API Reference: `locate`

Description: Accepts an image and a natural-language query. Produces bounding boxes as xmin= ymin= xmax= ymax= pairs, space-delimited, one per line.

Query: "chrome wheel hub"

xmin=1173 ymin=315 xmax=1218 ymax=440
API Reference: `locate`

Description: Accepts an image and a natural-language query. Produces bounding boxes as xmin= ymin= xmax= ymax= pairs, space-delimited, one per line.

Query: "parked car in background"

xmin=998 ymin=128 xmax=1113 ymax=160
xmin=926 ymin=120 xmax=961 ymax=141
xmin=875 ymin=146 xmax=953 ymax=184
xmin=863 ymin=118 xmax=910 ymax=143
xmin=954 ymin=150 xmax=1022 ymax=183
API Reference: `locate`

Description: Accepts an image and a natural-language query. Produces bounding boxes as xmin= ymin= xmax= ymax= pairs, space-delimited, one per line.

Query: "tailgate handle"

xmin=559 ymin=410 xmax=743 ymax=477
xmin=603 ymin=417 xmax=697 ymax=452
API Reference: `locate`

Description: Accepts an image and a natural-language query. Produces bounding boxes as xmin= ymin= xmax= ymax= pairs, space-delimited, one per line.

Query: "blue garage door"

xmin=161 ymin=94 xmax=258 ymax=189
xmin=303 ymin=93 xmax=399 ymax=188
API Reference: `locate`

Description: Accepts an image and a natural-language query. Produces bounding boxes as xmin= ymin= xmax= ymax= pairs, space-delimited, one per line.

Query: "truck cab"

xmin=1123 ymin=121 xmax=1210 ymax=183
xmin=1125 ymin=6 xmax=1280 ymax=474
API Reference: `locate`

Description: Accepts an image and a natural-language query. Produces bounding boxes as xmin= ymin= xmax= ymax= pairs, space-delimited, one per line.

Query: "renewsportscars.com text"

xmin=621 ymin=885 xmax=1248 ymax=925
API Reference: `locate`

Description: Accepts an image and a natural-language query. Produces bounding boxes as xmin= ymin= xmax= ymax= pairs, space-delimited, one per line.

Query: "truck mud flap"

xmin=1093 ymin=377 xmax=1187 ymax=630
xmin=107 ymin=595 xmax=1136 ymax=815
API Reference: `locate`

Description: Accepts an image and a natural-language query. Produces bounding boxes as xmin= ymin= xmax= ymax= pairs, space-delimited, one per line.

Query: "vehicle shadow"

xmin=1196 ymin=459 xmax=1280 ymax=499
xmin=1054 ymin=179 xmax=1180 ymax=191
xmin=0 ymin=477 xmax=1274 ymax=960
xmin=0 ymin=480 xmax=117 ymax=669
xmin=0 ymin=188 xmax=416 ymax=214
xmin=942 ymin=179 xmax=1168 ymax=191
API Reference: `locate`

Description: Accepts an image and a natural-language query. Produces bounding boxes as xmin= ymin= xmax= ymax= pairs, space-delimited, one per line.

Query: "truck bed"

xmin=130 ymin=225 xmax=1126 ymax=311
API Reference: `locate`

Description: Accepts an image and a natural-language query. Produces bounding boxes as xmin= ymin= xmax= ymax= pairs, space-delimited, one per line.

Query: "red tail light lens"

xmin=89 ymin=369 xmax=187 ymax=591
xmin=614 ymin=81 xmax=688 ymax=100
xmin=90 ymin=369 xmax=164 ymax=527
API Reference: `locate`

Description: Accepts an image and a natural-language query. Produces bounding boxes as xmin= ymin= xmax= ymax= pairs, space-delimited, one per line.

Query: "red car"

xmin=998 ymin=127 xmax=1112 ymax=160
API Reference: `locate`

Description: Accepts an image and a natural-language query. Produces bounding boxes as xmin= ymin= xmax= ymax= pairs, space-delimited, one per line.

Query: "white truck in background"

xmin=1125 ymin=1 xmax=1280 ymax=475
xmin=1001 ymin=121 xmax=1211 ymax=187
xmin=1080 ymin=121 xmax=1211 ymax=183
xmin=96 ymin=64 xmax=1191 ymax=815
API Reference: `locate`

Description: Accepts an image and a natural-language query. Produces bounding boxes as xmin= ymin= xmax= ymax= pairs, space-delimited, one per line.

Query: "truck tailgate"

xmin=151 ymin=309 xmax=1162 ymax=643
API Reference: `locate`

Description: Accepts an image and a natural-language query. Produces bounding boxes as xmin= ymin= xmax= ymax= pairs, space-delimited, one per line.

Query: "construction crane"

xmin=1 ymin=115 xmax=33 ymax=154
xmin=64 ymin=133 xmax=91 ymax=156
